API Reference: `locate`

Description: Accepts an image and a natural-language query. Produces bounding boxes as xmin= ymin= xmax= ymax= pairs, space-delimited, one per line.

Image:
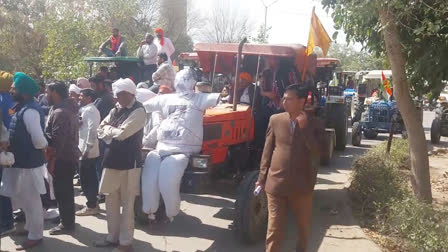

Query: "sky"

xmin=191 ymin=0 xmax=348 ymax=46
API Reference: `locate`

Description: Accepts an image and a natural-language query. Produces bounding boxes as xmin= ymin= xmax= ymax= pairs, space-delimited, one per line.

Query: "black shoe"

xmin=74 ymin=173 xmax=80 ymax=179
xmin=49 ymin=223 xmax=74 ymax=235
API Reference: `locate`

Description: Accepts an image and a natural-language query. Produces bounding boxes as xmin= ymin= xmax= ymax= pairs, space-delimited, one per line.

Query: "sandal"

xmin=16 ymin=239 xmax=43 ymax=251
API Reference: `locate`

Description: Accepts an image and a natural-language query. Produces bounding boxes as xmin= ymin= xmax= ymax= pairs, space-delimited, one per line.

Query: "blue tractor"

xmin=351 ymin=100 xmax=406 ymax=146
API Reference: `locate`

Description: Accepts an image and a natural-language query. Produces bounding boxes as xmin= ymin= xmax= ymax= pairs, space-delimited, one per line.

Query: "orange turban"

xmin=154 ymin=28 xmax=165 ymax=46
xmin=239 ymin=72 xmax=253 ymax=83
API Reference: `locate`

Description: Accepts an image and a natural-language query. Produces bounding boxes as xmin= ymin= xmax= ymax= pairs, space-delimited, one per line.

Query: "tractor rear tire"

xmin=431 ymin=119 xmax=441 ymax=144
xmin=364 ymin=129 xmax=378 ymax=139
xmin=333 ymin=105 xmax=348 ymax=150
xmin=351 ymin=103 xmax=363 ymax=125
xmin=352 ymin=122 xmax=362 ymax=146
xmin=234 ymin=170 xmax=268 ymax=244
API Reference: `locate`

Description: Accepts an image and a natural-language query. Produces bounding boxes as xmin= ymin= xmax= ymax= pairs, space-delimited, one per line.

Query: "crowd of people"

xmin=1 ymin=27 xmax=324 ymax=252
xmin=0 ymin=51 xmax=220 ymax=252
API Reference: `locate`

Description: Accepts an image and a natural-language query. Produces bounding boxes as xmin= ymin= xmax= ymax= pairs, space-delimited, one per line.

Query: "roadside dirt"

xmin=429 ymin=148 xmax=448 ymax=209
xmin=361 ymin=147 xmax=448 ymax=252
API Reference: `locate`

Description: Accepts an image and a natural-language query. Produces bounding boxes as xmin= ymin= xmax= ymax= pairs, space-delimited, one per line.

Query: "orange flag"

xmin=305 ymin=7 xmax=331 ymax=56
xmin=381 ymin=71 xmax=393 ymax=96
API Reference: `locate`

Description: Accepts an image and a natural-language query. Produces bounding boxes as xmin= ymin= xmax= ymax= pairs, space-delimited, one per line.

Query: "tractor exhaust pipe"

xmin=233 ymin=37 xmax=248 ymax=111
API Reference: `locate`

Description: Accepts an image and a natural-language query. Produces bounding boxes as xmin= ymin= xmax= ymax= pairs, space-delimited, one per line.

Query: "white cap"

xmin=69 ymin=84 xmax=81 ymax=94
xmin=112 ymin=78 xmax=136 ymax=97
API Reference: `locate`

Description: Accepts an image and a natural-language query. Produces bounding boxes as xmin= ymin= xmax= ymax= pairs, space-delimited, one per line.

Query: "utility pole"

xmin=260 ymin=0 xmax=280 ymax=42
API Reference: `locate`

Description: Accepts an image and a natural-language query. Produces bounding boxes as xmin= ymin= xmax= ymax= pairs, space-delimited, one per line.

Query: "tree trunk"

xmin=379 ymin=8 xmax=432 ymax=203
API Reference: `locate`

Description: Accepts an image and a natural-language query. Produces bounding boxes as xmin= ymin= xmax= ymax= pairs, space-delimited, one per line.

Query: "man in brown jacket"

xmin=45 ymin=82 xmax=80 ymax=235
xmin=257 ymin=84 xmax=325 ymax=252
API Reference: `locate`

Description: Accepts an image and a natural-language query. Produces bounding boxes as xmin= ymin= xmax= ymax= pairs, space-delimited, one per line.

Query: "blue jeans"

xmin=0 ymin=168 xmax=14 ymax=231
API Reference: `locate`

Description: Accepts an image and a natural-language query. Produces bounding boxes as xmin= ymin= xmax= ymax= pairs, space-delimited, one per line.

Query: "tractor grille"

xmin=203 ymin=124 xmax=222 ymax=141
xmin=369 ymin=102 xmax=391 ymax=123
xmin=328 ymin=86 xmax=344 ymax=96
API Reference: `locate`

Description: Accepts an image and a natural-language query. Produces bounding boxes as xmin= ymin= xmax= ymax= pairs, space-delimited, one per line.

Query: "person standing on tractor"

xmin=137 ymin=33 xmax=158 ymax=84
xmin=154 ymin=28 xmax=175 ymax=64
xmin=98 ymin=28 xmax=128 ymax=57
xmin=256 ymin=84 xmax=325 ymax=252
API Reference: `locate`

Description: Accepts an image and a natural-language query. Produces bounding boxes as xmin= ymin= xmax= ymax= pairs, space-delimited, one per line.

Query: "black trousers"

xmin=142 ymin=64 xmax=157 ymax=84
xmin=80 ymin=158 xmax=99 ymax=208
xmin=54 ymin=160 xmax=76 ymax=227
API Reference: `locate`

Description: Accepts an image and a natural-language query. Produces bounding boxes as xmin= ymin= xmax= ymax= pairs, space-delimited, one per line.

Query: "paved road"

xmin=3 ymin=111 xmax=443 ymax=252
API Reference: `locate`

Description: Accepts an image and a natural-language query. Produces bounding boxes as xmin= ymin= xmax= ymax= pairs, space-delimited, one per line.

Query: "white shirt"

xmin=136 ymin=43 xmax=158 ymax=65
xmin=23 ymin=109 xmax=48 ymax=149
xmin=79 ymin=103 xmax=101 ymax=159
xmin=154 ymin=37 xmax=175 ymax=64
xmin=240 ymin=87 xmax=251 ymax=104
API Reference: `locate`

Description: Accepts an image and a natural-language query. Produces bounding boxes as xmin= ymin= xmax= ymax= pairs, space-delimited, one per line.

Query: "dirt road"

xmin=11 ymin=111 xmax=445 ymax=251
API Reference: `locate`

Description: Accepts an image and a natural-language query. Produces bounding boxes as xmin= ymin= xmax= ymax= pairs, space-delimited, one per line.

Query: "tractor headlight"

xmin=191 ymin=155 xmax=210 ymax=169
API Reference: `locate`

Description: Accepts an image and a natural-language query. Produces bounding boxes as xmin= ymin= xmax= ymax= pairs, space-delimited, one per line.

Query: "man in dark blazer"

xmin=257 ymin=84 xmax=325 ymax=252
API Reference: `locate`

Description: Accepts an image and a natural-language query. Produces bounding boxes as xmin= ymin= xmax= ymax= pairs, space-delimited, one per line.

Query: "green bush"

xmin=382 ymin=198 xmax=448 ymax=252
xmin=351 ymin=139 xmax=448 ymax=252
xmin=350 ymin=139 xmax=410 ymax=218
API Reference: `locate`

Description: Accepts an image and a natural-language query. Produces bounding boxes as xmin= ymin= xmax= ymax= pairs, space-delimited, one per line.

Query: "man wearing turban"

xmin=95 ymin=78 xmax=146 ymax=252
xmin=0 ymin=72 xmax=48 ymax=250
xmin=154 ymin=28 xmax=175 ymax=64
xmin=228 ymin=72 xmax=259 ymax=107
xmin=0 ymin=71 xmax=15 ymax=237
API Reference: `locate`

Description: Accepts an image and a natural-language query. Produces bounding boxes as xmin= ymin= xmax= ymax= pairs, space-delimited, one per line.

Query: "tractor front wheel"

xmin=352 ymin=122 xmax=362 ymax=146
xmin=333 ymin=104 xmax=348 ymax=150
xmin=364 ymin=129 xmax=378 ymax=139
xmin=431 ymin=118 xmax=441 ymax=144
xmin=234 ymin=170 xmax=268 ymax=244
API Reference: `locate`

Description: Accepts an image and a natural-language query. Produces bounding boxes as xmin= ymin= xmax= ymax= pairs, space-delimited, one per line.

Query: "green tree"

xmin=327 ymin=43 xmax=386 ymax=71
xmin=0 ymin=0 xmax=47 ymax=78
xmin=251 ymin=24 xmax=271 ymax=44
xmin=322 ymin=0 xmax=448 ymax=203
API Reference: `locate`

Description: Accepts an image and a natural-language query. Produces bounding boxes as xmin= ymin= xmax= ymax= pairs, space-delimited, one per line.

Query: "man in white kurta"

xmin=142 ymin=69 xmax=219 ymax=222
xmin=154 ymin=28 xmax=175 ymax=64
xmin=0 ymin=72 xmax=47 ymax=250
xmin=95 ymin=78 xmax=146 ymax=252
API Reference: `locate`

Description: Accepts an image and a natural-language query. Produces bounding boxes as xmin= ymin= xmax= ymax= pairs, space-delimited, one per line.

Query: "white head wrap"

xmin=136 ymin=88 xmax=156 ymax=103
xmin=69 ymin=84 xmax=81 ymax=95
xmin=137 ymin=82 xmax=149 ymax=89
xmin=112 ymin=78 xmax=136 ymax=97
xmin=174 ymin=69 xmax=196 ymax=96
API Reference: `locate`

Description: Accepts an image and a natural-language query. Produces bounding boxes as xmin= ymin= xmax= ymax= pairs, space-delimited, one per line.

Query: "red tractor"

xmin=176 ymin=40 xmax=335 ymax=243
